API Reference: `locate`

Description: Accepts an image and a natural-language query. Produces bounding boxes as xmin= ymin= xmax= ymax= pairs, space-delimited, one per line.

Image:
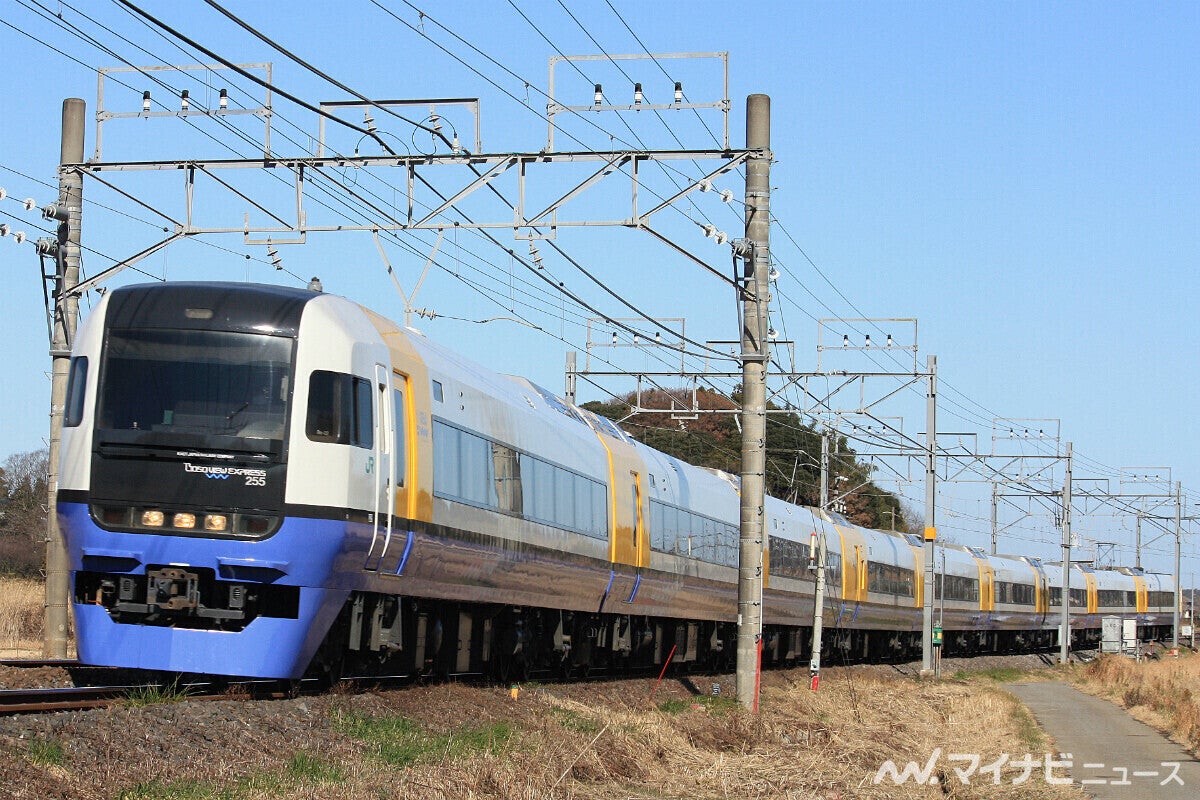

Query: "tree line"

xmin=0 ymin=449 xmax=48 ymax=577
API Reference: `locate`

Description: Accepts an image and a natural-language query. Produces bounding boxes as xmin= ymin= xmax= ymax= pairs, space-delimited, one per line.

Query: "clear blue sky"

xmin=1 ymin=1 xmax=1197 ymax=574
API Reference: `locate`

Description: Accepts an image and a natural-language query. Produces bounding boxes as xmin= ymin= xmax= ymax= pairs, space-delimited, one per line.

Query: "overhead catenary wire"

xmin=185 ymin=1 xmax=745 ymax=368
xmin=116 ymin=0 xmax=404 ymax=156
xmin=20 ymin=0 xmax=618 ymax=321
xmin=21 ymin=0 xmax=1190 ymax=556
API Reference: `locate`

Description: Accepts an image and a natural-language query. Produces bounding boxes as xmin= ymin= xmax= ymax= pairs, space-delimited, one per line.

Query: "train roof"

xmin=108 ymin=281 xmax=319 ymax=337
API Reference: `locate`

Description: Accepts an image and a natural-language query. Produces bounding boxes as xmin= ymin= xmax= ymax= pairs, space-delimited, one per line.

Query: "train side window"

xmin=650 ymin=501 xmax=665 ymax=550
xmin=64 ymin=356 xmax=88 ymax=427
xmin=352 ymin=377 xmax=373 ymax=448
xmin=573 ymin=475 xmax=592 ymax=534
xmin=432 ymin=380 xmax=444 ymax=403
xmin=433 ymin=422 xmax=461 ymax=497
xmin=491 ymin=442 xmax=521 ymax=514
xmin=306 ymin=370 xmax=373 ymax=448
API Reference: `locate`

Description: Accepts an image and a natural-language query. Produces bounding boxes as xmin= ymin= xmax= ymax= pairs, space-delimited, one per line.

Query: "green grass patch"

xmin=952 ymin=666 xmax=1027 ymax=683
xmin=285 ymin=751 xmax=345 ymax=784
xmin=26 ymin=738 xmax=66 ymax=767
xmin=125 ymin=680 xmax=193 ymax=707
xmin=332 ymin=710 xmax=514 ymax=767
xmin=115 ymin=752 xmax=344 ymax=800
xmin=657 ymin=698 xmax=690 ymax=714
xmin=658 ymin=695 xmax=741 ymax=715
xmin=117 ymin=779 xmax=232 ymax=800
xmin=549 ymin=706 xmax=602 ymax=734
xmin=1009 ymin=701 xmax=1044 ymax=751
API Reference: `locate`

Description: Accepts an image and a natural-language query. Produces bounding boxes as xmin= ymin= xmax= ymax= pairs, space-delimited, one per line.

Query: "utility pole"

xmin=1174 ymin=481 xmax=1182 ymax=650
xmin=1059 ymin=441 xmax=1073 ymax=665
xmin=921 ymin=355 xmax=937 ymax=676
xmin=736 ymin=94 xmax=770 ymax=712
xmin=44 ymin=98 xmax=85 ymax=658
xmin=808 ymin=433 xmax=829 ymax=691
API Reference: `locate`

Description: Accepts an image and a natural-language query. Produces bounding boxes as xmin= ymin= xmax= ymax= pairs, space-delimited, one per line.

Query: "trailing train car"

xmin=57 ymin=281 xmax=1175 ymax=679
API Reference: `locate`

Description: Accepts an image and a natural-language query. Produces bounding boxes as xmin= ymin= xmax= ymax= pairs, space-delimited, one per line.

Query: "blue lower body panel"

xmin=60 ymin=501 xmax=358 ymax=679
xmin=73 ymin=586 xmax=348 ymax=679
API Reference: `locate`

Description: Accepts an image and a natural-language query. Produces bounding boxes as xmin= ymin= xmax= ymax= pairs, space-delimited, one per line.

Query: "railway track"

xmin=0 ymin=673 xmax=366 ymax=716
xmin=0 ymin=643 xmax=1125 ymax=717
xmin=0 ymin=658 xmax=86 ymax=668
xmin=0 ymin=686 xmax=135 ymax=714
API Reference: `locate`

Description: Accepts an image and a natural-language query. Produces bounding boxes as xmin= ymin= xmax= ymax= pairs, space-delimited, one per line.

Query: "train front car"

xmin=59 ymin=282 xmax=356 ymax=678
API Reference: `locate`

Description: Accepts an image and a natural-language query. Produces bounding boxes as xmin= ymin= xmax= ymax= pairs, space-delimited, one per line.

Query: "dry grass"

xmin=1073 ymin=651 xmax=1200 ymax=755
xmin=0 ymin=577 xmax=44 ymax=657
xmin=0 ymin=666 xmax=1089 ymax=800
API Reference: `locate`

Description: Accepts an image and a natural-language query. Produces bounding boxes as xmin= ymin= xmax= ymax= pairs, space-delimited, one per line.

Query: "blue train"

xmin=57 ymin=281 xmax=1176 ymax=679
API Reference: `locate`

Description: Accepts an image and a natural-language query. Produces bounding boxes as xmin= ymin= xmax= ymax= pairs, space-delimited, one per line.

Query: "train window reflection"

xmin=99 ymin=328 xmax=292 ymax=442
xmin=306 ymin=370 xmax=372 ymax=448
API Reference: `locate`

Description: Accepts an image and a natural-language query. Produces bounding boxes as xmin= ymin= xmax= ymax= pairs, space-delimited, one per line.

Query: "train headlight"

xmin=142 ymin=510 xmax=165 ymax=527
xmin=203 ymin=514 xmax=228 ymax=532
xmin=173 ymin=512 xmax=197 ymax=529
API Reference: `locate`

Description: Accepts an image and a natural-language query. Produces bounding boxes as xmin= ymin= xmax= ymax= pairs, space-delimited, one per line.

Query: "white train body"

xmin=57 ymin=282 xmax=1176 ymax=678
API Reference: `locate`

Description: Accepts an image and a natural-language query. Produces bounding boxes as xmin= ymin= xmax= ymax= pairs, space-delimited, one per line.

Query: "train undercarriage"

xmin=311 ymin=591 xmax=1175 ymax=683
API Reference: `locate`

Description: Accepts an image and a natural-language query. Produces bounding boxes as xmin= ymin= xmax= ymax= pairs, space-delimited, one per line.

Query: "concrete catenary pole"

xmin=1174 ymin=481 xmax=1182 ymax=650
xmin=990 ymin=482 xmax=998 ymax=555
xmin=920 ymin=356 xmax=937 ymax=676
xmin=564 ymin=351 xmax=577 ymax=405
xmin=808 ymin=433 xmax=829 ymax=690
xmin=1059 ymin=441 xmax=1073 ymax=665
xmin=45 ymin=98 xmax=85 ymax=658
xmin=1135 ymin=514 xmax=1142 ymax=571
xmin=736 ymin=94 xmax=770 ymax=711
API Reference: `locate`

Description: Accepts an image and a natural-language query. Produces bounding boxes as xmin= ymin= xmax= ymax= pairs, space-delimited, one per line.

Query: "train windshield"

xmin=97 ymin=328 xmax=293 ymax=444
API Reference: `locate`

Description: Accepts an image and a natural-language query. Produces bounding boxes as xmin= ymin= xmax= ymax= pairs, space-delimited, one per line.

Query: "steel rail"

xmin=0 ymin=686 xmax=134 ymax=715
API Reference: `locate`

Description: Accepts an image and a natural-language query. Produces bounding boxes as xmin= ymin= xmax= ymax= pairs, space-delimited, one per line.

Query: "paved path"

xmin=1008 ymin=681 xmax=1200 ymax=799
